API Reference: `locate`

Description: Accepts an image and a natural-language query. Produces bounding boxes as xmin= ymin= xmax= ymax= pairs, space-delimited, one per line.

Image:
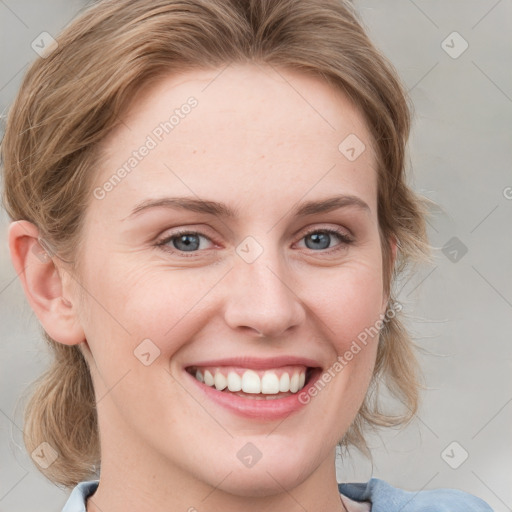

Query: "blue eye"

xmin=157 ymin=231 xmax=213 ymax=253
xmin=171 ymin=233 xmax=200 ymax=252
xmin=299 ymin=229 xmax=353 ymax=251
xmin=156 ymin=227 xmax=353 ymax=256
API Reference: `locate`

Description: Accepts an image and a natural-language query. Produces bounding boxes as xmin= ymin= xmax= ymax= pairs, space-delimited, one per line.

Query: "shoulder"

xmin=61 ymin=481 xmax=99 ymax=512
xmin=338 ymin=478 xmax=493 ymax=512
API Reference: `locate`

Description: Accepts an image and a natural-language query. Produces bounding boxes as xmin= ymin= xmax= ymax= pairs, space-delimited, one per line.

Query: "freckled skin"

xmin=66 ymin=65 xmax=393 ymax=512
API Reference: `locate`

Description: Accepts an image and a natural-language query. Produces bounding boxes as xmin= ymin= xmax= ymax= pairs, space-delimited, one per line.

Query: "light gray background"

xmin=1 ymin=1 xmax=511 ymax=511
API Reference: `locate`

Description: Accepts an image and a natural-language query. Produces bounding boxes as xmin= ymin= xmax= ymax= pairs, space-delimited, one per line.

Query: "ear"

xmin=8 ymin=220 xmax=85 ymax=346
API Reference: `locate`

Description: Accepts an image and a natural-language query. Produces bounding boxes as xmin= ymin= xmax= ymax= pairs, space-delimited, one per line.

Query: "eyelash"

xmin=155 ymin=227 xmax=354 ymax=257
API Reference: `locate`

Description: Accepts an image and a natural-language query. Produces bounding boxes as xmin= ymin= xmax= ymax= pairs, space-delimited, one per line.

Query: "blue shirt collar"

xmin=61 ymin=477 xmax=492 ymax=512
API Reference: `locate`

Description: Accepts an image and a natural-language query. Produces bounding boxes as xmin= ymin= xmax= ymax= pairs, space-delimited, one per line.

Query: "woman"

xmin=2 ymin=0 xmax=493 ymax=510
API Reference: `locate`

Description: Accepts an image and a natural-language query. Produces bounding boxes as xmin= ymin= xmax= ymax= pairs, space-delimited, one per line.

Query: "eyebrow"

xmin=124 ymin=194 xmax=371 ymax=220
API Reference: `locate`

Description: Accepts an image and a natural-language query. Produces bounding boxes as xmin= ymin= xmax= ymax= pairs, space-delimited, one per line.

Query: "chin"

xmin=199 ymin=443 xmax=318 ymax=498
xmin=213 ymin=465 xmax=308 ymax=498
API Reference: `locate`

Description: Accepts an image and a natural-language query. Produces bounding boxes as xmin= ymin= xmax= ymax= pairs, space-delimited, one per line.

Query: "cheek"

xmin=305 ymin=258 xmax=385 ymax=345
xmin=300 ymin=258 xmax=385 ymax=403
xmin=80 ymin=257 xmax=221 ymax=365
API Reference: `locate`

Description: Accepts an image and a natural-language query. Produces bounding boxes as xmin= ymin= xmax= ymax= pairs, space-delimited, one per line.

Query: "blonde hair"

xmin=1 ymin=0 xmax=432 ymax=488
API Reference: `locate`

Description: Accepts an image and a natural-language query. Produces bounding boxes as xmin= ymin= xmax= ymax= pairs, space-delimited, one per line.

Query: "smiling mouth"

xmin=185 ymin=365 xmax=318 ymax=399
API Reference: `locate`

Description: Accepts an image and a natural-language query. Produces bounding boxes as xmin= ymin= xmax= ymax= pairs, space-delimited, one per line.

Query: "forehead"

xmin=92 ymin=64 xmax=378 ymax=221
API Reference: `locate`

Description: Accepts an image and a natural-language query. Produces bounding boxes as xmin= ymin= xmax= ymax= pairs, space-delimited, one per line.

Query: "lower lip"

xmin=184 ymin=367 xmax=322 ymax=420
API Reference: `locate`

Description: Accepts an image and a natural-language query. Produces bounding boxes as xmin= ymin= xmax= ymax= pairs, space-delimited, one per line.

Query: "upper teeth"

xmin=192 ymin=367 xmax=307 ymax=394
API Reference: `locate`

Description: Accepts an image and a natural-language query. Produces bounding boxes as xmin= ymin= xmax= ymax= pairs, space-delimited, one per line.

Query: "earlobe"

xmin=8 ymin=220 xmax=85 ymax=346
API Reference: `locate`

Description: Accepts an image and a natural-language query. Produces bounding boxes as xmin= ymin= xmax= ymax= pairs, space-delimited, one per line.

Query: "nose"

xmin=223 ymin=242 xmax=306 ymax=338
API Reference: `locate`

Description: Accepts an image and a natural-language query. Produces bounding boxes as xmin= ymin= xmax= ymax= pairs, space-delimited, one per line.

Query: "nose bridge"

xmin=223 ymin=235 xmax=305 ymax=337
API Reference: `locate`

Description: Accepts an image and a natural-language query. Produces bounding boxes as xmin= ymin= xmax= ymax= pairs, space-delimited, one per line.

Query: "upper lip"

xmin=185 ymin=355 xmax=323 ymax=370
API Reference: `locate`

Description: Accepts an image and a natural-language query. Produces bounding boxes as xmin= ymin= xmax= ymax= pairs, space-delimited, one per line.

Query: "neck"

xmin=87 ymin=413 xmax=348 ymax=512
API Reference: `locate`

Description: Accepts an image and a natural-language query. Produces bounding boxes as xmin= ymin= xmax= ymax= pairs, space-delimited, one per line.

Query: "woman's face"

xmin=74 ymin=64 xmax=391 ymax=497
